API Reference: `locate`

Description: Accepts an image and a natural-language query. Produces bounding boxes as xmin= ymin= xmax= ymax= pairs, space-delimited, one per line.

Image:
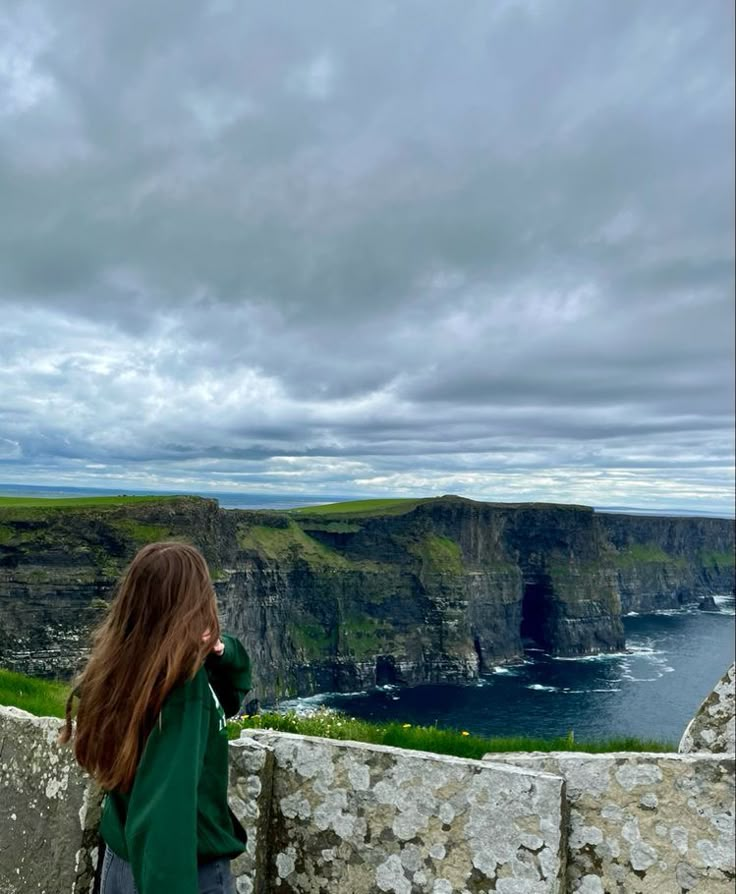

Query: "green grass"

xmin=288 ymin=621 xmax=335 ymax=656
xmin=1 ymin=670 xmax=674 ymax=756
xmin=112 ymin=519 xmax=173 ymax=543
xmin=408 ymin=534 xmax=464 ymax=574
xmin=0 ymin=495 xmax=183 ymax=509
xmin=615 ymin=543 xmax=685 ymax=567
xmin=0 ymin=523 xmax=17 ymax=545
xmin=238 ymin=522 xmax=351 ymax=566
xmin=229 ymin=708 xmax=674 ymax=758
xmin=299 ymin=521 xmax=363 ymax=534
xmin=0 ymin=669 xmax=69 ymax=718
xmin=237 ymin=520 xmax=385 ymax=570
xmin=340 ymin=615 xmax=392 ymax=658
xmin=291 ymin=498 xmax=429 ymax=518
xmin=699 ymin=549 xmax=735 ymax=568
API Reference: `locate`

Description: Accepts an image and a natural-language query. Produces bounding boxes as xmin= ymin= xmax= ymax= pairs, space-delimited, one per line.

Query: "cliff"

xmin=599 ymin=512 xmax=735 ymax=612
xmin=0 ymin=495 xmax=733 ymax=700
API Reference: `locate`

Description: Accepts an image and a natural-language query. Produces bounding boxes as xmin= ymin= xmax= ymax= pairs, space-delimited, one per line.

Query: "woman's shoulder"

xmin=164 ymin=665 xmax=210 ymax=708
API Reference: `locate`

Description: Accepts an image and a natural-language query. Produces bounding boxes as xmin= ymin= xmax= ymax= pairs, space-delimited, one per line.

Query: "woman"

xmin=60 ymin=541 xmax=251 ymax=894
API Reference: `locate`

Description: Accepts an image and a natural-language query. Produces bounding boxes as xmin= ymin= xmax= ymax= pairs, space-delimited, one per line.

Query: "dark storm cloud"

xmin=0 ymin=0 xmax=733 ymax=512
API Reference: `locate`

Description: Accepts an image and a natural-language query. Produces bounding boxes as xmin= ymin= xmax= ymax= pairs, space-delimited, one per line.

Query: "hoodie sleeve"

xmin=205 ymin=633 xmax=252 ymax=717
xmin=125 ymin=675 xmax=209 ymax=894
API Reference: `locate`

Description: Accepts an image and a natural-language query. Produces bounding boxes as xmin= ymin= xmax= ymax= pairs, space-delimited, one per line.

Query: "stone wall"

xmin=233 ymin=730 xmax=566 ymax=894
xmin=680 ymin=664 xmax=735 ymax=755
xmin=487 ymin=751 xmax=735 ymax=894
xmin=1 ymin=665 xmax=735 ymax=894
xmin=0 ymin=705 xmax=102 ymax=894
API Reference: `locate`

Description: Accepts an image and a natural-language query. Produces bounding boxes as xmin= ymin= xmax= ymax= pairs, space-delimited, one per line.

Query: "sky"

xmin=1 ymin=0 xmax=734 ymax=515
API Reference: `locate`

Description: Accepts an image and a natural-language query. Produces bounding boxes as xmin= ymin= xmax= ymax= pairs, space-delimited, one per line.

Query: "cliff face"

xmin=0 ymin=496 xmax=733 ymax=700
xmin=598 ymin=513 xmax=735 ymax=612
xmin=0 ymin=497 xmax=225 ymax=678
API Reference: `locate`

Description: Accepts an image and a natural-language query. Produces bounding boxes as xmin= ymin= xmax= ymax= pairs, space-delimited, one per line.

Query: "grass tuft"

xmin=229 ymin=707 xmax=674 ymax=758
xmin=0 ymin=669 xmax=70 ymax=718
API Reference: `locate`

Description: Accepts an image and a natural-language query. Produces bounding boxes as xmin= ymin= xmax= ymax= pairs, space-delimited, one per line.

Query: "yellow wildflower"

xmin=402 ymin=723 xmax=412 ymax=728
xmin=461 ymin=731 xmax=470 ymax=736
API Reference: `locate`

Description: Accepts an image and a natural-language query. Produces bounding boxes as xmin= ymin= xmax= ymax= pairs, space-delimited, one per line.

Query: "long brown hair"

xmin=59 ymin=541 xmax=220 ymax=792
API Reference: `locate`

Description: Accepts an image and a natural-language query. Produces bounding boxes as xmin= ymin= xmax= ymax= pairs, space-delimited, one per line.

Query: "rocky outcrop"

xmin=0 ymin=496 xmax=226 ymax=677
xmin=0 ymin=496 xmax=733 ymax=699
xmin=679 ymin=664 xmax=736 ymax=755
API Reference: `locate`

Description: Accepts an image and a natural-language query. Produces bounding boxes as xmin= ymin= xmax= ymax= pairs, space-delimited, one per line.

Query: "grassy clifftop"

xmin=0 ymin=494 xmax=182 ymax=509
xmin=291 ymin=497 xmax=432 ymax=517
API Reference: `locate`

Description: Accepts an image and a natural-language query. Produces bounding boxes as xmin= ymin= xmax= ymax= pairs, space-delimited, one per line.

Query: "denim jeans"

xmin=98 ymin=845 xmax=236 ymax=894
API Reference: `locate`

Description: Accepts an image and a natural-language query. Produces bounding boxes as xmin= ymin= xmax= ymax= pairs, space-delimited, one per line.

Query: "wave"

xmin=712 ymin=595 xmax=736 ymax=616
xmin=552 ymin=650 xmax=630 ymax=663
xmin=649 ymin=608 xmax=693 ymax=616
xmin=279 ymin=688 xmax=370 ymax=715
xmin=625 ymin=642 xmax=667 ymax=657
xmin=561 ymin=687 xmax=622 ymax=694
xmin=526 ymin=683 xmax=559 ymax=692
xmin=618 ymin=637 xmax=675 ymax=682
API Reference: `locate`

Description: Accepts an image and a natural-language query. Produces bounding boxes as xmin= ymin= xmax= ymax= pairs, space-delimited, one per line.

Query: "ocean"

xmin=295 ymin=596 xmax=735 ymax=744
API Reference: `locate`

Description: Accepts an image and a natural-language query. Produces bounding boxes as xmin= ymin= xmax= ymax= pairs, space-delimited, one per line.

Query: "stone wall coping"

xmin=1 ymin=703 xmax=46 ymax=721
xmin=482 ymin=749 xmax=736 ymax=761
xmin=240 ymin=727 xmax=567 ymax=782
xmin=0 ymin=702 xmax=64 ymax=734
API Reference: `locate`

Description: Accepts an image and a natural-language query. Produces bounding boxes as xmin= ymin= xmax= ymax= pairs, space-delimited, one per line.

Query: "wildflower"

xmin=402 ymin=723 xmax=412 ymax=728
xmin=461 ymin=731 xmax=470 ymax=737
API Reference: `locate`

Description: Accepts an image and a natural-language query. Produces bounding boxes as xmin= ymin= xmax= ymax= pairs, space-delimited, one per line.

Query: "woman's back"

xmin=59 ymin=542 xmax=251 ymax=894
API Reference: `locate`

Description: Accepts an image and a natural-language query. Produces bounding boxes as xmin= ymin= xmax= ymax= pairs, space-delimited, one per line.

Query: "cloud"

xmin=0 ymin=0 xmax=733 ymax=514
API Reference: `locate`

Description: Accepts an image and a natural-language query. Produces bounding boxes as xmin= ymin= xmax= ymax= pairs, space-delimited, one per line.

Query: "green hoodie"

xmin=99 ymin=634 xmax=251 ymax=893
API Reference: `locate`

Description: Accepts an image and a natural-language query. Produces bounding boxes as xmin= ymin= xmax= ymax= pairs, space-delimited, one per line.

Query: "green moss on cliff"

xmin=341 ymin=615 xmax=391 ymax=658
xmin=299 ymin=521 xmax=363 ymax=533
xmin=238 ymin=522 xmax=353 ymax=567
xmin=289 ymin=621 xmax=335 ymax=656
xmin=615 ymin=543 xmax=686 ymax=567
xmin=698 ymin=549 xmax=735 ymax=568
xmin=110 ymin=519 xmax=173 ymax=544
xmin=408 ymin=534 xmax=464 ymax=574
xmin=237 ymin=520 xmax=386 ymax=571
